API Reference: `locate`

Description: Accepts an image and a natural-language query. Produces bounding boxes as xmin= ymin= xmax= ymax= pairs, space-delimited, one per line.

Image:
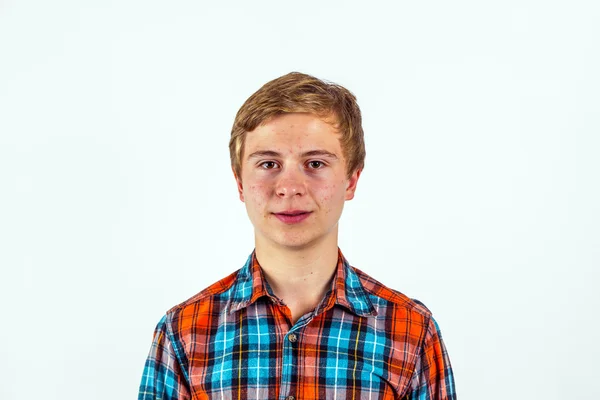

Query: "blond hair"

xmin=229 ymin=72 xmax=365 ymax=179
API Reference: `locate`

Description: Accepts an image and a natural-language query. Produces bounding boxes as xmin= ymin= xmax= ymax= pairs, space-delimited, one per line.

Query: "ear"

xmin=232 ymin=166 xmax=245 ymax=202
xmin=344 ymin=168 xmax=362 ymax=201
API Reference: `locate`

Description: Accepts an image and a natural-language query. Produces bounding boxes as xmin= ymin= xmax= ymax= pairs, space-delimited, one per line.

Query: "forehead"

xmin=243 ymin=113 xmax=342 ymax=155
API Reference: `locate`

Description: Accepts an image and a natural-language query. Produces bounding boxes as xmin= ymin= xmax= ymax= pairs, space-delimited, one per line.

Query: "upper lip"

xmin=274 ymin=210 xmax=311 ymax=215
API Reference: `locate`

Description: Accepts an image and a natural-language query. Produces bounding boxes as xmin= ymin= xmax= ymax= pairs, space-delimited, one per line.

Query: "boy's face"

xmin=234 ymin=112 xmax=361 ymax=251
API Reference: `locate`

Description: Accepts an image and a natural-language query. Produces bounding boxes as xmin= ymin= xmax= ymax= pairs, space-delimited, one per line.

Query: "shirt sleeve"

xmin=407 ymin=316 xmax=456 ymax=400
xmin=138 ymin=315 xmax=191 ymax=400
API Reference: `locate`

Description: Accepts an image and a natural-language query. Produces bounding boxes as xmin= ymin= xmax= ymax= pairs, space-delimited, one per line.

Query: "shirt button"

xmin=285 ymin=396 xmax=295 ymax=400
xmin=288 ymin=333 xmax=297 ymax=343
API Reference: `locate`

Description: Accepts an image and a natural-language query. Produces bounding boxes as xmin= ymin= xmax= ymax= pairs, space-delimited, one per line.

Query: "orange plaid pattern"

xmin=139 ymin=249 xmax=456 ymax=399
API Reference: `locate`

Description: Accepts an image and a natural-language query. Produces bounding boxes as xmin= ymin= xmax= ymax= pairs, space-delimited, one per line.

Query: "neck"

xmin=254 ymin=231 xmax=340 ymax=324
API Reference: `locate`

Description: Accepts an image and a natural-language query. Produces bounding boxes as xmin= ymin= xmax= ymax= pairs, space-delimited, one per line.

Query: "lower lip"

xmin=274 ymin=212 xmax=312 ymax=224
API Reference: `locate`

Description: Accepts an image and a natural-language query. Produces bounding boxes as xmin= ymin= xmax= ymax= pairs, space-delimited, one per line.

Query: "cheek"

xmin=245 ymin=183 xmax=270 ymax=209
xmin=315 ymin=183 xmax=345 ymax=208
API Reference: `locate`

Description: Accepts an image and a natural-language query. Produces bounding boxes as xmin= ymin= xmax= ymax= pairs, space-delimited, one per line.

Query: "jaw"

xmin=253 ymin=216 xmax=340 ymax=254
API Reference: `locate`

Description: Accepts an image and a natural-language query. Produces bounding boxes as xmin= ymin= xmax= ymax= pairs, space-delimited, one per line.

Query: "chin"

xmin=273 ymin=238 xmax=312 ymax=249
xmin=255 ymin=225 xmax=328 ymax=250
xmin=274 ymin=233 xmax=325 ymax=250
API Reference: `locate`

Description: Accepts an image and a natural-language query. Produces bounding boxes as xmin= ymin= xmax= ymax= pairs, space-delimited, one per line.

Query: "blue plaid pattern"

xmin=139 ymin=249 xmax=456 ymax=399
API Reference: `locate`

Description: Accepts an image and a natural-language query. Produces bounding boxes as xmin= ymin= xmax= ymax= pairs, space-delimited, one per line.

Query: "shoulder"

xmin=163 ymin=269 xmax=241 ymax=326
xmin=351 ymin=266 xmax=433 ymax=320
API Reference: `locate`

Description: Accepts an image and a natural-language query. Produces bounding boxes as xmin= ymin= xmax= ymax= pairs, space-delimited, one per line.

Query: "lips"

xmin=273 ymin=210 xmax=312 ymax=224
xmin=275 ymin=210 xmax=310 ymax=216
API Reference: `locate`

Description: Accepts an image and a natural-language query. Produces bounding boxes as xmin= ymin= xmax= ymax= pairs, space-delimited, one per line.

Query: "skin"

xmin=233 ymin=112 xmax=361 ymax=324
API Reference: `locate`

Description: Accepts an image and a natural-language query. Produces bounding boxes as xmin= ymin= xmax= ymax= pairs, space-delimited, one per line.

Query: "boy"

xmin=139 ymin=72 xmax=456 ymax=399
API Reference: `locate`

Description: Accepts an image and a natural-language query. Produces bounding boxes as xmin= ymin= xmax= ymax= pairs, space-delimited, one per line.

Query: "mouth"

xmin=274 ymin=209 xmax=310 ymax=216
xmin=273 ymin=211 xmax=312 ymax=224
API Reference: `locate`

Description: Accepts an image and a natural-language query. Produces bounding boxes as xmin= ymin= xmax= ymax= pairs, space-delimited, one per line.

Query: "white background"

xmin=1 ymin=1 xmax=599 ymax=399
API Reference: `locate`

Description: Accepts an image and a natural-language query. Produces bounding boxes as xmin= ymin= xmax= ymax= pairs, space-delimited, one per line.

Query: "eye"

xmin=259 ymin=161 xmax=279 ymax=169
xmin=307 ymin=161 xmax=325 ymax=169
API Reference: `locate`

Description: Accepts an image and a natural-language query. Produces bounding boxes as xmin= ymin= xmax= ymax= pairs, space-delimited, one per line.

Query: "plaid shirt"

xmin=139 ymin=249 xmax=456 ymax=399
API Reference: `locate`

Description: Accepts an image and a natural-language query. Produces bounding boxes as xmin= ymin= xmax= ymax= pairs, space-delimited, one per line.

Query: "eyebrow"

xmin=247 ymin=150 xmax=339 ymax=160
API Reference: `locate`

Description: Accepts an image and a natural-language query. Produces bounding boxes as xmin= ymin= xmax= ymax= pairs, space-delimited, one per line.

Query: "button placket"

xmin=280 ymin=330 xmax=299 ymax=400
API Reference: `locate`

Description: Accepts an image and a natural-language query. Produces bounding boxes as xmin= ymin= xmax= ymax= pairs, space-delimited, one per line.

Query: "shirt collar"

xmin=228 ymin=248 xmax=377 ymax=317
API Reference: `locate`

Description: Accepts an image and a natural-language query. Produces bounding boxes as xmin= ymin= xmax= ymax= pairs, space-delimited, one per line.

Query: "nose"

xmin=275 ymin=165 xmax=306 ymax=198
